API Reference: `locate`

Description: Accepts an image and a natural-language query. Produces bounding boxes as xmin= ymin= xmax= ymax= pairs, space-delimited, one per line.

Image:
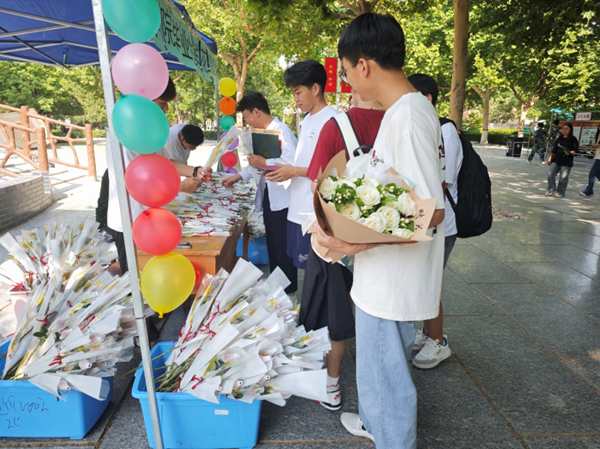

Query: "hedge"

xmin=203 ymin=130 xmax=219 ymax=141
xmin=462 ymin=129 xmax=522 ymax=146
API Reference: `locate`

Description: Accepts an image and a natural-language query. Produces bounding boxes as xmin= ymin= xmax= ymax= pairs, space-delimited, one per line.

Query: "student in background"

xmin=265 ymin=60 xmax=338 ymax=271
xmin=221 ymin=92 xmax=299 ymax=296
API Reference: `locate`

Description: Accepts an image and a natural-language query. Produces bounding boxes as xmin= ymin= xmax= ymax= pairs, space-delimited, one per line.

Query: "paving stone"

xmin=442 ymin=270 xmax=502 ymax=316
xmin=258 ymin=350 xmax=359 ymax=444
xmin=445 ymin=315 xmax=600 ymax=435
xmin=523 ymin=436 xmax=600 ymax=449
xmin=473 ymin=283 xmax=600 ymax=357
xmin=527 ymin=244 xmax=600 ymax=281
xmin=508 ymin=262 xmax=600 ymax=313
xmin=414 ymin=362 xmax=522 ymax=449
xmin=563 ymin=358 xmax=600 ymax=391
xmin=446 ymin=246 xmax=530 ymax=284
xmin=553 ymin=231 xmax=600 ymax=255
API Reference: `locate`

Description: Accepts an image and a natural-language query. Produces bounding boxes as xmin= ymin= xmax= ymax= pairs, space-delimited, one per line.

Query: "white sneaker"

xmin=554 ymin=192 xmax=565 ymax=198
xmin=545 ymin=191 xmax=554 ymax=196
xmin=318 ymin=383 xmax=342 ymax=411
xmin=340 ymin=412 xmax=375 ymax=442
xmin=541 ymin=161 xmax=546 ymax=165
xmin=412 ymin=336 xmax=451 ymax=369
xmin=413 ymin=328 xmax=428 ymax=351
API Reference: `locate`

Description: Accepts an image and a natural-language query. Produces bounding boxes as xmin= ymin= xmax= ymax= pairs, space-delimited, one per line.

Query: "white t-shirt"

xmin=441 ymin=122 xmax=463 ymax=237
xmin=106 ymin=139 xmax=146 ymax=233
xmin=351 ymin=93 xmax=445 ymax=322
xmin=239 ymin=117 xmax=298 ymax=212
xmin=161 ymin=123 xmax=189 ymax=164
xmin=287 ymin=106 xmax=338 ymax=225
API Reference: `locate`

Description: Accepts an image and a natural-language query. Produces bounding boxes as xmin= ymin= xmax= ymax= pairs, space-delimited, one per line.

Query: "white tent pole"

xmin=90 ymin=2 xmax=164 ymax=449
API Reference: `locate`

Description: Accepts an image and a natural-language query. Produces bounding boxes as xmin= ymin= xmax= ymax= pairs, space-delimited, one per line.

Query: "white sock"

xmin=327 ymin=375 xmax=339 ymax=388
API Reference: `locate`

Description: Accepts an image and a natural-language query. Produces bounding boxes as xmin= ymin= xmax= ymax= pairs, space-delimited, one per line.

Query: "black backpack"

xmin=440 ymin=118 xmax=492 ymax=238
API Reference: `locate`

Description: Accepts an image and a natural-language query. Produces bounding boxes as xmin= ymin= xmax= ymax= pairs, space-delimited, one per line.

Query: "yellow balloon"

xmin=140 ymin=253 xmax=195 ymax=318
xmin=218 ymin=77 xmax=237 ymax=97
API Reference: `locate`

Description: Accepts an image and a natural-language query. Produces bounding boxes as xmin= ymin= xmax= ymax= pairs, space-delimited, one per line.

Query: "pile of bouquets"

xmin=155 ymin=259 xmax=331 ymax=406
xmin=0 ymin=219 xmax=144 ymax=400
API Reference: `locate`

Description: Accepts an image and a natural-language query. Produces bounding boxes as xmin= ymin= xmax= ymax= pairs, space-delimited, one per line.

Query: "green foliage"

xmin=92 ymin=129 xmax=108 ymax=138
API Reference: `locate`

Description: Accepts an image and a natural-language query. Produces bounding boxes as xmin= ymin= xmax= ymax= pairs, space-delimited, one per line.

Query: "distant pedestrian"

xmin=546 ymin=123 xmax=578 ymax=198
xmin=547 ymin=119 xmax=561 ymax=152
xmin=527 ymin=122 xmax=548 ymax=164
xmin=580 ymin=124 xmax=600 ymax=197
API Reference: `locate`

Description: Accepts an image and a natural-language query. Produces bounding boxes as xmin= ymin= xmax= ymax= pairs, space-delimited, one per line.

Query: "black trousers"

xmin=113 ymin=231 xmax=129 ymax=274
xmin=262 ymin=186 xmax=297 ymax=293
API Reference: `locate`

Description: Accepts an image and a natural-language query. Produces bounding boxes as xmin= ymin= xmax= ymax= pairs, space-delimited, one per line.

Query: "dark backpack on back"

xmin=440 ymin=118 xmax=493 ymax=238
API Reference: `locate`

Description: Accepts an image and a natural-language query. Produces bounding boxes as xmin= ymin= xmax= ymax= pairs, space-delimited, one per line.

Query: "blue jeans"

xmin=547 ymin=163 xmax=571 ymax=195
xmin=356 ymin=305 xmax=417 ymax=449
xmin=582 ymin=159 xmax=600 ymax=195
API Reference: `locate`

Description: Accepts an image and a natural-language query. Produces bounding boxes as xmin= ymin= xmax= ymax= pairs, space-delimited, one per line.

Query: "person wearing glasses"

xmin=314 ymin=14 xmax=445 ymax=447
xmin=221 ymin=92 xmax=299 ymax=297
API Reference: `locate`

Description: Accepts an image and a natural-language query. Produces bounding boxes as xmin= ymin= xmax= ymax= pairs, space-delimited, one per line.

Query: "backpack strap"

xmin=440 ymin=117 xmax=458 ymax=207
xmin=333 ymin=113 xmax=361 ymax=159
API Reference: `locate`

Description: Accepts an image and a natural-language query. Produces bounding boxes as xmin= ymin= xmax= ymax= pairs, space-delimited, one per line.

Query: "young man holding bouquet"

xmin=265 ymin=60 xmax=337 ymax=272
xmin=316 ymin=13 xmax=445 ymax=448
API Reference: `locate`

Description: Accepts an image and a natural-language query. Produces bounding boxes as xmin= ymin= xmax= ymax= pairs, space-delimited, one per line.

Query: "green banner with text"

xmin=153 ymin=0 xmax=218 ymax=82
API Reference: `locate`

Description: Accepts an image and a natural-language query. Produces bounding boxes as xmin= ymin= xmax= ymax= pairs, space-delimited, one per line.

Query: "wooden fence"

xmin=0 ymin=105 xmax=96 ymax=180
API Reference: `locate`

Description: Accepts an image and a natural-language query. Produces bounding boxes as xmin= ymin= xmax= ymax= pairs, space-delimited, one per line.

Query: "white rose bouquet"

xmin=319 ymin=175 xmax=417 ymax=239
xmin=311 ymin=152 xmax=438 ymax=263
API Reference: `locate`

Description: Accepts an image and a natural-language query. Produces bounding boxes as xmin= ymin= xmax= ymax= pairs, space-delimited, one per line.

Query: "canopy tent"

xmin=0 ymin=0 xmax=217 ymax=73
xmin=1 ymin=2 xmax=222 ymax=448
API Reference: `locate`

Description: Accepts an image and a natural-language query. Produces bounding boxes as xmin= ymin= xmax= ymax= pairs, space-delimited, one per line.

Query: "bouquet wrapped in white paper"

xmin=0 ymin=219 xmax=143 ymax=400
xmin=154 ymin=259 xmax=331 ymax=406
xmin=164 ymin=173 xmax=255 ymax=237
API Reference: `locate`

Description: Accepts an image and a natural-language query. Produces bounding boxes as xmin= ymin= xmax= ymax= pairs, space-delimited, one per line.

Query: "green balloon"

xmin=113 ymin=95 xmax=169 ymax=154
xmin=102 ymin=0 xmax=161 ymax=43
xmin=220 ymin=115 xmax=235 ymax=131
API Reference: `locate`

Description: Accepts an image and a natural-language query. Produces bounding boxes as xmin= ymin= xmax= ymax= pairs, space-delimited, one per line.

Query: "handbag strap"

xmin=333 ymin=113 xmax=361 ymax=160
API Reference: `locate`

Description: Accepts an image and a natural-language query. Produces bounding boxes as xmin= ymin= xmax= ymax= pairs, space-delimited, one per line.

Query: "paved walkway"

xmin=0 ymin=144 xmax=599 ymax=448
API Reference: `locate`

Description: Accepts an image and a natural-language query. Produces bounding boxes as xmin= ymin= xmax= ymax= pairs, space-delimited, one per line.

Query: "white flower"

xmin=397 ymin=192 xmax=417 ymax=217
xmin=339 ymin=202 xmax=361 ymax=221
xmin=362 ymin=213 xmax=386 ymax=233
xmin=319 ymin=177 xmax=337 ymax=200
xmin=392 ymin=227 xmax=415 ymax=239
xmin=336 ymin=178 xmax=357 ymax=189
xmin=377 ymin=206 xmax=400 ymax=230
xmin=386 ymin=200 xmax=399 ymax=210
xmin=362 ymin=178 xmax=380 ymax=188
xmin=356 ymin=185 xmax=381 ymax=208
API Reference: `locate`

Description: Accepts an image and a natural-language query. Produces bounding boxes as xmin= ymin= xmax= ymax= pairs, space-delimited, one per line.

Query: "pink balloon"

xmin=133 ymin=208 xmax=182 ymax=256
xmin=125 ymin=154 xmax=181 ymax=207
xmin=111 ymin=43 xmax=169 ymax=100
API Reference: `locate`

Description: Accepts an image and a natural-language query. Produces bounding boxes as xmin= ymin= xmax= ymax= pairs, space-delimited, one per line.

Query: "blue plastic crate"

xmin=0 ymin=340 xmax=113 ymax=439
xmin=236 ymin=236 xmax=269 ymax=265
xmin=132 ymin=341 xmax=262 ymax=449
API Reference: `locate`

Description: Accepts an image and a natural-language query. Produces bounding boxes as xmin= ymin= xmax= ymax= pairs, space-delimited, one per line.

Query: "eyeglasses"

xmin=338 ymin=61 xmax=358 ymax=85
xmin=338 ymin=58 xmax=376 ymax=85
xmin=242 ymin=111 xmax=252 ymax=120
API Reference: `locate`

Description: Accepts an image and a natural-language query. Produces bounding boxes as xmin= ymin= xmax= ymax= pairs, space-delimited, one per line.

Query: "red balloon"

xmin=221 ymin=151 xmax=238 ymax=168
xmin=191 ymin=261 xmax=203 ymax=287
xmin=125 ymin=154 xmax=181 ymax=207
xmin=132 ymin=208 xmax=182 ymax=256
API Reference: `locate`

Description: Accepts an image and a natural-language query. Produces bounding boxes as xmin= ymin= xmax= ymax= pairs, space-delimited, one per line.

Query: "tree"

xmin=448 ymin=0 xmax=469 ymax=129
xmin=468 ymin=55 xmax=504 ymax=143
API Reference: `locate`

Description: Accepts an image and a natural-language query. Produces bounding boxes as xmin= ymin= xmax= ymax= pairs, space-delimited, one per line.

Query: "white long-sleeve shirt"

xmin=239 ymin=117 xmax=298 ymax=212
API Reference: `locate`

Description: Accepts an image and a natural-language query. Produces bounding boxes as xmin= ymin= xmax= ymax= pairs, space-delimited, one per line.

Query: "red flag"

xmin=324 ymin=58 xmax=337 ymax=93
xmin=341 ymin=80 xmax=352 ymax=93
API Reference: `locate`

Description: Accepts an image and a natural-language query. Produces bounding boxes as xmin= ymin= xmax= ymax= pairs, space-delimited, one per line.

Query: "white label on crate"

xmin=215 ymin=409 xmax=229 ymax=416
